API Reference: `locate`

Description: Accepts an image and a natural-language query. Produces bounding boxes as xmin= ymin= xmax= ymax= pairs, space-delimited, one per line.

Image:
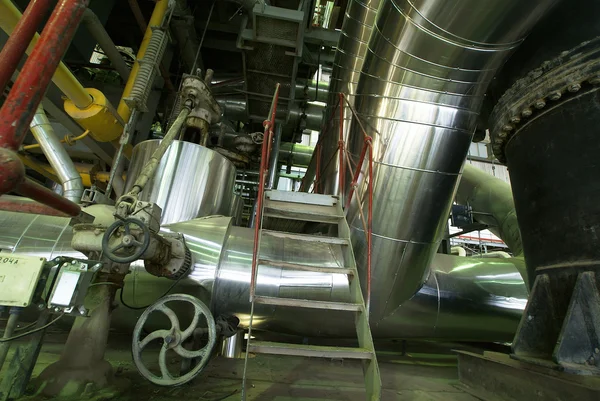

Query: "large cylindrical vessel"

xmin=124 ymin=140 xmax=236 ymax=224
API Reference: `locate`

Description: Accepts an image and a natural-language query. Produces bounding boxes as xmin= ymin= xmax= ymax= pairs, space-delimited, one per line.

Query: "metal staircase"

xmin=241 ymin=189 xmax=382 ymax=400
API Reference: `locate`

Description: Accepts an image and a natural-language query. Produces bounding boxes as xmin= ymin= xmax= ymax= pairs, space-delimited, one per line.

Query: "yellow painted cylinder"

xmin=64 ymin=88 xmax=124 ymax=142
xmin=0 ymin=0 xmax=93 ymax=109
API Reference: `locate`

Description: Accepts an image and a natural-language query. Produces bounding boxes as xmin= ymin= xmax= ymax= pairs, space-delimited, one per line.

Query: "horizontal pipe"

xmin=0 ymin=195 xmax=70 ymax=217
xmin=15 ymin=178 xmax=80 ymax=216
xmin=0 ymin=0 xmax=92 ymax=109
xmin=2 ymin=212 xmax=528 ymax=342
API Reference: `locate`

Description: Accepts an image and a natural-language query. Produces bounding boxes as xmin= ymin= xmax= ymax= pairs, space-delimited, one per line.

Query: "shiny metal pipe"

xmin=304 ymin=0 xmax=383 ymax=194
xmin=343 ymin=0 xmax=558 ymax=322
xmin=456 ymin=163 xmax=523 ymax=256
xmin=267 ymin=125 xmax=282 ymax=189
xmin=29 ymin=106 xmax=83 ymax=202
xmin=279 ymin=142 xmax=314 ymax=168
xmin=0 ymin=211 xmax=527 ymax=342
xmin=124 ymin=140 xmax=237 ymax=224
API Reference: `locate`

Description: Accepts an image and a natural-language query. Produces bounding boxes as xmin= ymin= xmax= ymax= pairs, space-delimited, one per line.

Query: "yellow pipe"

xmin=117 ymin=0 xmax=170 ymax=122
xmin=22 ymin=130 xmax=90 ymax=151
xmin=0 ymin=0 xmax=92 ymax=109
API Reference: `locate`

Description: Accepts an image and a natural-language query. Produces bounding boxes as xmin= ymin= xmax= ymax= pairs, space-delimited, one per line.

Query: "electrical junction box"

xmin=0 ymin=254 xmax=46 ymax=307
xmin=48 ymin=260 xmax=102 ymax=315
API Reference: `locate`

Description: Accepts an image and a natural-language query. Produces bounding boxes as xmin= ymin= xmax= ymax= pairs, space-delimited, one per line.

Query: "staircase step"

xmin=261 ymin=229 xmax=349 ymax=245
xmin=264 ymin=199 xmax=342 ymax=224
xmin=266 ymin=190 xmax=338 ymax=207
xmin=259 ymin=259 xmax=354 ymax=275
xmin=248 ymin=341 xmax=373 ymax=359
xmin=254 ymin=295 xmax=362 ymax=311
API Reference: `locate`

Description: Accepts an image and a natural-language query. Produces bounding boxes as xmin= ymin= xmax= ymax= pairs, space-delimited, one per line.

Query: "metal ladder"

xmin=241 ymin=189 xmax=382 ymax=400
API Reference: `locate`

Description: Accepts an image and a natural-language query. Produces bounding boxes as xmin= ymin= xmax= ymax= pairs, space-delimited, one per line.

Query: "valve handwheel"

xmin=132 ymin=294 xmax=217 ymax=386
xmin=102 ymin=218 xmax=150 ymax=263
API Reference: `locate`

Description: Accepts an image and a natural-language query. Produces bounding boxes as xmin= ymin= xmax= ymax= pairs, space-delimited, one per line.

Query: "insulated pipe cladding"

xmin=0 ymin=210 xmax=528 ymax=342
xmin=339 ymin=0 xmax=559 ymax=323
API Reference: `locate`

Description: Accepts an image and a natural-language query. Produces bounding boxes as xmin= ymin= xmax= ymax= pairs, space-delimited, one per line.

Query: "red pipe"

xmin=0 ymin=196 xmax=70 ymax=217
xmin=0 ymin=0 xmax=87 ymax=216
xmin=250 ymin=84 xmax=280 ymax=301
xmin=366 ymin=139 xmax=373 ymax=313
xmin=0 ymin=0 xmax=90 ymax=151
xmin=15 ymin=178 xmax=80 ymax=217
xmin=0 ymin=0 xmax=53 ymax=94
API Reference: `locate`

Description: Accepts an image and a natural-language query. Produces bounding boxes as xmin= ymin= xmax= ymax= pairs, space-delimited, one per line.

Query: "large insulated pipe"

xmin=0 ymin=211 xmax=528 ymax=343
xmin=81 ymin=9 xmax=130 ymax=81
xmin=456 ymin=163 xmax=522 ymax=256
xmin=303 ymin=0 xmax=382 ymax=193
xmin=29 ymin=106 xmax=84 ymax=202
xmin=346 ymin=0 xmax=559 ymax=322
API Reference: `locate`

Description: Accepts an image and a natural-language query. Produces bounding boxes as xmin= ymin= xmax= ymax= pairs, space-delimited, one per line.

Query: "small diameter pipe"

xmin=126 ymin=106 xmax=191 ymax=197
xmin=81 ymin=9 xmax=130 ymax=81
xmin=0 ymin=308 xmax=21 ymax=370
xmin=0 ymin=0 xmax=53 ymax=94
xmin=267 ymin=124 xmax=282 ymax=189
xmin=29 ymin=106 xmax=84 ymax=202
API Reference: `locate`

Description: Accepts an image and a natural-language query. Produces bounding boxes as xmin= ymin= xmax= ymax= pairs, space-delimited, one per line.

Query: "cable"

xmin=0 ymin=313 xmax=65 ymax=343
xmin=119 ymin=272 xmax=187 ymax=310
xmin=88 ymin=282 xmax=121 ymax=288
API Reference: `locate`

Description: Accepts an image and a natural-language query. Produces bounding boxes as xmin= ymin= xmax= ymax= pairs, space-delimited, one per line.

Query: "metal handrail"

xmin=249 ymin=83 xmax=281 ymax=302
xmin=305 ymin=92 xmax=374 ymax=313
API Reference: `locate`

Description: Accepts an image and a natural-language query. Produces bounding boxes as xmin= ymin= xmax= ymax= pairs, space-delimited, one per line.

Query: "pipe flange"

xmin=490 ymin=37 xmax=600 ymax=163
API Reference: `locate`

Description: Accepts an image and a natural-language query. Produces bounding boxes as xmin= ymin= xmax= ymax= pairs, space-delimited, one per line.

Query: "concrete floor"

xmin=0 ymin=330 xmax=486 ymax=401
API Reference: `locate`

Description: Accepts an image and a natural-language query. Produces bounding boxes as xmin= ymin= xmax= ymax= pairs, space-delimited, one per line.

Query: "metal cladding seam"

xmin=345 ymin=0 xmax=560 ymax=324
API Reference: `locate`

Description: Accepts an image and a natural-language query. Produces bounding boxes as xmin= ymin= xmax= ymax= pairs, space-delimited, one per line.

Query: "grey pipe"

xmin=0 ymin=309 xmax=19 ymax=370
xmin=81 ymin=9 xmax=130 ymax=81
xmin=267 ymin=124 xmax=282 ymax=189
xmin=456 ymin=164 xmax=523 ymax=256
xmin=29 ymin=106 xmax=84 ymax=202
xmin=303 ymin=0 xmax=382 ymax=193
xmin=341 ymin=0 xmax=559 ymax=323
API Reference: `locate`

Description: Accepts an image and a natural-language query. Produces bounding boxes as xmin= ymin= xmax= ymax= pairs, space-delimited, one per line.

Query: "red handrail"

xmin=249 ymin=83 xmax=281 ymax=301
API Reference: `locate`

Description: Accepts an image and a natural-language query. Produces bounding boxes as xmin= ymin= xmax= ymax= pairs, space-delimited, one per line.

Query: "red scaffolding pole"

xmin=0 ymin=0 xmax=87 ymax=216
xmin=0 ymin=0 xmax=53 ymax=94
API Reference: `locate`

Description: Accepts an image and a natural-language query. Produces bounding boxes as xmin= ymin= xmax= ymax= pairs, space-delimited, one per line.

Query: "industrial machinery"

xmin=0 ymin=0 xmax=599 ymax=400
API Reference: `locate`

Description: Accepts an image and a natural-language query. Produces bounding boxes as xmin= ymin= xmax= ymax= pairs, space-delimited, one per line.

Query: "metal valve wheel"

xmin=132 ymin=294 xmax=217 ymax=386
xmin=102 ymin=218 xmax=150 ymax=263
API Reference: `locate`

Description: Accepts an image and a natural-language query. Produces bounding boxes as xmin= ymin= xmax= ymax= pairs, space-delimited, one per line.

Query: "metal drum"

xmin=125 ymin=140 xmax=236 ymax=224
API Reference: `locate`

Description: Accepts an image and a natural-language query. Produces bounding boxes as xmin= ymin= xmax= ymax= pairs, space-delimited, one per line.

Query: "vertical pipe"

xmin=267 ymin=124 xmax=282 ymax=189
xmin=338 ymin=92 xmax=344 ymax=197
xmin=0 ymin=0 xmax=53 ymax=94
xmin=0 ymin=308 xmax=20 ymax=370
xmin=0 ymin=0 xmax=90 ymax=150
xmin=29 ymin=106 xmax=84 ymax=202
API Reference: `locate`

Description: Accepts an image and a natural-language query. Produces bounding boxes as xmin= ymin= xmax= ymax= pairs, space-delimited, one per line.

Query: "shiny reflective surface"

xmin=341 ymin=0 xmax=558 ymax=322
xmin=125 ymin=140 xmax=237 ymax=224
xmin=306 ymin=0 xmax=382 ymax=194
xmin=0 ymin=211 xmax=527 ymax=341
